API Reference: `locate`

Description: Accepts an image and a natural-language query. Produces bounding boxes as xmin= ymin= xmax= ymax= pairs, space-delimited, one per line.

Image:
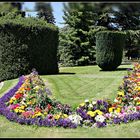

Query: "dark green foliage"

xmin=0 ymin=2 xmax=25 ymax=18
xmin=124 ymin=30 xmax=140 ymax=60
xmin=35 ymin=2 xmax=55 ymax=24
xmin=88 ymin=26 xmax=108 ymax=46
xmin=95 ymin=3 xmax=140 ymax=30
xmin=59 ymin=3 xmax=98 ymax=66
xmin=0 ymin=16 xmax=59 ymax=81
xmin=125 ymin=30 xmax=140 ymax=49
xmin=96 ymin=31 xmax=126 ymax=71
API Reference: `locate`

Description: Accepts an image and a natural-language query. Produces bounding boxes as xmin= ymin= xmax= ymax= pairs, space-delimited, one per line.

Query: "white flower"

xmin=68 ymin=114 xmax=82 ymax=125
xmin=85 ymin=99 xmax=89 ymax=103
xmin=134 ymin=97 xmax=140 ymax=101
xmin=132 ymin=106 xmax=137 ymax=112
xmin=95 ymin=115 xmax=106 ymax=123
xmin=92 ymin=101 xmax=96 ymax=105
xmin=33 ymin=85 xmax=40 ymax=91
xmin=114 ymin=98 xmax=119 ymax=103
xmin=88 ymin=104 xmax=93 ymax=108
xmin=68 ymin=115 xmax=73 ymax=120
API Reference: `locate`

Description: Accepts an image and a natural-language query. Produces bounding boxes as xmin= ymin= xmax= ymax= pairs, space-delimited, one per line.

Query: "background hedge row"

xmin=0 ymin=16 xmax=59 ymax=81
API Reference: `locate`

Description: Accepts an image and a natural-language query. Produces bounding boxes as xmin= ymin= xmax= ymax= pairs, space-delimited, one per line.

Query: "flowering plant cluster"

xmin=75 ymin=63 xmax=140 ymax=128
xmin=0 ymin=70 xmax=77 ymax=128
xmin=1 ymin=63 xmax=140 ymax=129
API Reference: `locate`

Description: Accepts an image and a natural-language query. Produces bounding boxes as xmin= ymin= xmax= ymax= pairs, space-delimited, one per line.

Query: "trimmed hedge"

xmin=96 ymin=31 xmax=126 ymax=71
xmin=0 ymin=16 xmax=59 ymax=81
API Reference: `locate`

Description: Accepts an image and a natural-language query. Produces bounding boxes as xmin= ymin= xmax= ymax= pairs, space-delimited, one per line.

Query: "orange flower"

xmin=26 ymin=88 xmax=31 ymax=91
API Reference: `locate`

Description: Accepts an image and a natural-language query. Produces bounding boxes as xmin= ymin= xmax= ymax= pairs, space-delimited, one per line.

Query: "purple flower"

xmin=123 ymin=116 xmax=129 ymax=123
xmin=17 ymin=118 xmax=26 ymax=125
xmin=76 ymin=108 xmax=89 ymax=120
xmin=96 ymin=122 xmax=106 ymax=128
xmin=113 ymin=118 xmax=121 ymax=124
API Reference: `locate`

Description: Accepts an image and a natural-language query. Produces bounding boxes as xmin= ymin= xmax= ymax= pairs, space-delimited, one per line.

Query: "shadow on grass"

xmin=40 ymin=72 xmax=76 ymax=75
xmin=116 ymin=68 xmax=133 ymax=71
xmin=58 ymin=72 xmax=75 ymax=75
xmin=100 ymin=68 xmax=133 ymax=72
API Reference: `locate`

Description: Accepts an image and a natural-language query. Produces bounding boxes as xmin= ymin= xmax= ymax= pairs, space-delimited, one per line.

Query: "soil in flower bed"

xmin=0 ymin=63 xmax=140 ymax=128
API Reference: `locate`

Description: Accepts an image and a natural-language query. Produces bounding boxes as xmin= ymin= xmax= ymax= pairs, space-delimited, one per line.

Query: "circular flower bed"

xmin=0 ymin=63 xmax=140 ymax=128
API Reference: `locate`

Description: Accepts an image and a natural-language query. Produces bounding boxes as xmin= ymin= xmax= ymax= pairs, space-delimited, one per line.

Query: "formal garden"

xmin=0 ymin=2 xmax=140 ymax=138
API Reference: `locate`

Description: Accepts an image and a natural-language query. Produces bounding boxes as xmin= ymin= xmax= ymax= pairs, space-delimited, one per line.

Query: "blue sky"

xmin=23 ymin=2 xmax=65 ymax=28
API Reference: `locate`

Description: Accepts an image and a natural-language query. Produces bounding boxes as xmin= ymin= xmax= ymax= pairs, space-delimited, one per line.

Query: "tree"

xmin=95 ymin=3 xmax=140 ymax=30
xmin=59 ymin=2 xmax=140 ymax=66
xmin=35 ymin=2 xmax=55 ymax=24
xmin=59 ymin=2 xmax=98 ymax=66
xmin=0 ymin=2 xmax=25 ymax=17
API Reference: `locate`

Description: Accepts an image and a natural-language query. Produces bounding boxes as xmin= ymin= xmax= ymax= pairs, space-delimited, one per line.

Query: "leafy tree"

xmin=59 ymin=2 xmax=98 ymax=66
xmin=35 ymin=2 xmax=55 ymax=24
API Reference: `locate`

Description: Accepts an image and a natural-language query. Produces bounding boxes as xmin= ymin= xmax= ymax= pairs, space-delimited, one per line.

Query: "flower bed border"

xmin=0 ymin=76 xmax=77 ymax=128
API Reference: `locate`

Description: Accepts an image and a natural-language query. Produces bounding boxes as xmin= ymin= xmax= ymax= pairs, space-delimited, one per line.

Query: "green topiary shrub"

xmin=96 ymin=31 xmax=126 ymax=71
xmin=0 ymin=16 xmax=59 ymax=81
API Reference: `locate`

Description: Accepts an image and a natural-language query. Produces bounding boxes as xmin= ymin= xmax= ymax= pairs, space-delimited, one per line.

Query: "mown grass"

xmin=42 ymin=64 xmax=133 ymax=108
xmin=1 ymin=64 xmax=140 ymax=138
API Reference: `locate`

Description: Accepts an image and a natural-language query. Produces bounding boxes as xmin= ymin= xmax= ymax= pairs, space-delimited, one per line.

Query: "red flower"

xmin=136 ymin=106 xmax=140 ymax=111
xmin=35 ymin=107 xmax=42 ymax=112
xmin=47 ymin=104 xmax=52 ymax=110
xmin=26 ymin=88 xmax=31 ymax=91
xmin=22 ymin=111 xmax=33 ymax=118
xmin=15 ymin=93 xmax=23 ymax=99
xmin=12 ymin=104 xmax=20 ymax=109
xmin=112 ymin=103 xmax=117 ymax=107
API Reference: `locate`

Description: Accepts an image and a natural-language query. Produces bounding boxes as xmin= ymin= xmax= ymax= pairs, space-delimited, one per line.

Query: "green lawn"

xmin=1 ymin=64 xmax=140 ymax=138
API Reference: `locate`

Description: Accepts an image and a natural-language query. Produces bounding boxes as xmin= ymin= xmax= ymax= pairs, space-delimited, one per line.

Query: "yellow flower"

xmin=9 ymin=99 xmax=13 ymax=104
xmin=14 ymin=109 xmax=19 ymax=113
xmin=137 ymin=82 xmax=140 ymax=86
xmin=62 ymin=114 xmax=68 ymax=118
xmin=54 ymin=114 xmax=60 ymax=120
xmin=95 ymin=110 xmax=103 ymax=115
xmin=79 ymin=102 xmax=85 ymax=107
xmin=44 ymin=112 xmax=48 ymax=115
xmin=109 ymin=107 xmax=114 ymax=113
xmin=118 ymin=91 xmax=124 ymax=97
xmin=20 ymin=106 xmax=25 ymax=110
xmin=115 ymin=107 xmax=121 ymax=113
xmin=136 ymin=101 xmax=140 ymax=105
xmin=11 ymin=97 xmax=16 ymax=101
xmin=33 ymin=112 xmax=43 ymax=118
xmin=87 ymin=111 xmax=95 ymax=117
xmin=27 ymin=101 xmax=32 ymax=105
xmin=18 ymin=109 xmax=25 ymax=113
xmin=137 ymin=87 xmax=140 ymax=91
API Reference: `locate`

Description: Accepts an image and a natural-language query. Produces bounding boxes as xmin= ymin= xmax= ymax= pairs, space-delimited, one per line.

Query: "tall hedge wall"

xmin=96 ymin=31 xmax=126 ymax=71
xmin=0 ymin=17 xmax=59 ymax=81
